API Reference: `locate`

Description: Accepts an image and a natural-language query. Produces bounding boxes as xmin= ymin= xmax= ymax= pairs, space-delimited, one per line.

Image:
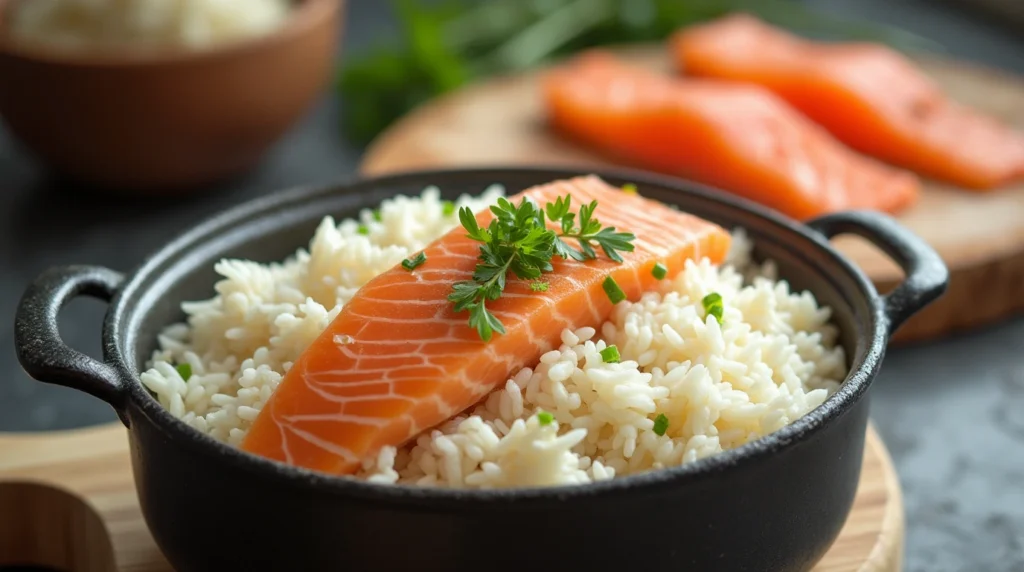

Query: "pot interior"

xmin=118 ymin=168 xmax=877 ymax=432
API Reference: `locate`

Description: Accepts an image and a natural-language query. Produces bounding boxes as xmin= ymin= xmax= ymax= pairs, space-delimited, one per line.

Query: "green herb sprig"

xmin=448 ymin=195 xmax=636 ymax=341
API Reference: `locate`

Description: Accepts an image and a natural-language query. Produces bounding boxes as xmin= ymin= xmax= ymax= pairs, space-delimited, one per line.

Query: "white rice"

xmin=7 ymin=0 xmax=292 ymax=51
xmin=140 ymin=185 xmax=847 ymax=489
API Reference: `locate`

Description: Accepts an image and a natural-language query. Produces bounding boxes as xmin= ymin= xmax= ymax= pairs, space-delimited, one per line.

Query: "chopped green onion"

xmin=442 ymin=200 xmax=456 ymax=217
xmin=600 ymin=345 xmax=620 ymax=363
xmin=530 ymin=281 xmax=550 ymax=292
xmin=702 ymin=292 xmax=724 ymax=323
xmin=402 ymin=252 xmax=427 ymax=271
xmin=622 ymin=183 xmax=638 ymax=195
xmin=653 ymin=414 xmax=669 ymax=436
xmin=176 ymin=363 xmax=192 ymax=382
xmin=372 ymin=210 xmax=383 ymax=222
xmin=602 ymin=276 xmax=626 ymax=304
xmin=357 ymin=224 xmax=370 ymax=235
xmin=651 ymin=263 xmax=668 ymax=280
xmin=537 ymin=411 xmax=555 ymax=426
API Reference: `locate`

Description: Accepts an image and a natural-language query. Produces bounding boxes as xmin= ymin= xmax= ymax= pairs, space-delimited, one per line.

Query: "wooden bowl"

xmin=0 ymin=0 xmax=343 ymax=194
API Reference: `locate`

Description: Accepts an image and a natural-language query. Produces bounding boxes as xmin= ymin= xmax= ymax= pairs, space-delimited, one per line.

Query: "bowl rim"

xmin=0 ymin=0 xmax=340 ymax=67
xmin=111 ymin=165 xmax=887 ymax=508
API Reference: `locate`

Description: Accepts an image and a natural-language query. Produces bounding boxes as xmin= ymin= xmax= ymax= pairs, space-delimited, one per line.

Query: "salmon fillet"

xmin=241 ymin=176 xmax=731 ymax=475
xmin=541 ymin=51 xmax=920 ymax=221
xmin=672 ymin=13 xmax=1024 ymax=190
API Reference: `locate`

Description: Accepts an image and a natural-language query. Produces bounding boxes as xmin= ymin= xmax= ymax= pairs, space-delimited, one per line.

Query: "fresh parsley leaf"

xmin=449 ymin=194 xmax=636 ymax=341
xmin=357 ymin=224 xmax=370 ymax=235
xmin=372 ymin=209 xmax=383 ymax=222
xmin=402 ymin=251 xmax=427 ymax=271
xmin=468 ymin=300 xmax=505 ymax=341
xmin=549 ymin=198 xmax=636 ymax=263
xmin=537 ymin=411 xmax=555 ymax=425
xmin=442 ymin=200 xmax=456 ymax=217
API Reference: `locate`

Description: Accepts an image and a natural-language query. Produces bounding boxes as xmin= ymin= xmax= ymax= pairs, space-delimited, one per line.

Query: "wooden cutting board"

xmin=360 ymin=46 xmax=1024 ymax=344
xmin=0 ymin=422 xmax=902 ymax=571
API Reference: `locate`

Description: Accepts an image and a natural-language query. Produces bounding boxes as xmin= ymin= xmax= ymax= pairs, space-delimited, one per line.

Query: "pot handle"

xmin=806 ymin=211 xmax=949 ymax=335
xmin=14 ymin=265 xmax=129 ymax=423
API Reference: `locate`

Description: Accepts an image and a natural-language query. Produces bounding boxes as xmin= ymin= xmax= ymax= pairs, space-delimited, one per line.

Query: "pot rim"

xmin=110 ymin=166 xmax=887 ymax=507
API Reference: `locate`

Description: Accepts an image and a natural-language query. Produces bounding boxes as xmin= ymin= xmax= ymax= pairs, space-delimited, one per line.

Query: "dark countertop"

xmin=2 ymin=1 xmax=1022 ymax=571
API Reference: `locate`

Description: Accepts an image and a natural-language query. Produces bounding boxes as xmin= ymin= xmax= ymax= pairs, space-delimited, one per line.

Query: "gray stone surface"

xmin=1 ymin=1 xmax=1022 ymax=571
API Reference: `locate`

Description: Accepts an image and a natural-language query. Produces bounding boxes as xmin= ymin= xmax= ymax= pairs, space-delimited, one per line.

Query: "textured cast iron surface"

xmin=14 ymin=167 xmax=948 ymax=572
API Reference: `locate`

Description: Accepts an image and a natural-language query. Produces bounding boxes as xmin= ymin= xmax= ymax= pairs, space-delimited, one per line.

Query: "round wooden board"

xmin=360 ymin=46 xmax=1024 ymax=344
xmin=0 ymin=422 xmax=903 ymax=571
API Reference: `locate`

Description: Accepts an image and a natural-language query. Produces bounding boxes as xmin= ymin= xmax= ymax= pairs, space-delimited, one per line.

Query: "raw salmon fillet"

xmin=541 ymin=51 xmax=920 ymax=220
xmin=672 ymin=13 xmax=1024 ymax=190
xmin=241 ymin=176 xmax=732 ymax=475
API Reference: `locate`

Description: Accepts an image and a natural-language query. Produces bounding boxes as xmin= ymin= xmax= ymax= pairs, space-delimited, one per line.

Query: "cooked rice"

xmin=8 ymin=0 xmax=292 ymax=51
xmin=140 ymin=185 xmax=846 ymax=488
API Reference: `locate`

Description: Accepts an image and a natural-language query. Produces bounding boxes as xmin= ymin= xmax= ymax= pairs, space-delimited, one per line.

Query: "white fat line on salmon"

xmin=333 ymin=338 xmax=557 ymax=367
xmin=282 ymin=412 xmax=390 ymax=427
xmin=333 ymin=334 xmax=355 ymax=345
xmin=281 ymin=423 xmax=361 ymax=464
xmin=343 ymin=310 xmax=469 ymax=325
xmin=309 ymin=365 xmax=449 ymax=384
xmin=276 ymin=423 xmax=295 ymax=465
xmin=300 ymin=379 xmax=418 ymax=404
xmin=307 ymin=365 xmax=486 ymax=394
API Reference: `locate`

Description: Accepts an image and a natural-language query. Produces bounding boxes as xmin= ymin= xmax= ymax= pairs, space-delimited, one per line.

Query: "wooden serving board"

xmin=360 ymin=46 xmax=1024 ymax=344
xmin=0 ymin=422 xmax=902 ymax=572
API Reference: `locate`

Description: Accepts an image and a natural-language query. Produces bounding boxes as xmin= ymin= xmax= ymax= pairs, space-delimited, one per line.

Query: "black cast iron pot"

xmin=15 ymin=167 xmax=948 ymax=572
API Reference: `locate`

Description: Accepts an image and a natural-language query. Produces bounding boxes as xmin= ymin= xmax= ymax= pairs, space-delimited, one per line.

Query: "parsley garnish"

xmin=448 ymin=196 xmax=636 ymax=341
xmin=651 ymin=262 xmax=667 ymax=280
xmin=176 ymin=363 xmax=192 ymax=382
xmin=702 ymin=292 xmax=724 ymax=323
xmin=372 ymin=209 xmax=383 ymax=222
xmin=402 ymin=252 xmax=427 ymax=271
xmin=530 ymin=281 xmax=549 ymax=292
xmin=442 ymin=200 xmax=456 ymax=217
xmin=546 ymin=196 xmax=636 ymax=264
xmin=653 ymin=413 xmax=669 ymax=436
xmin=600 ymin=345 xmax=620 ymax=363
xmin=357 ymin=224 xmax=370 ymax=235
xmin=537 ymin=411 xmax=555 ymax=426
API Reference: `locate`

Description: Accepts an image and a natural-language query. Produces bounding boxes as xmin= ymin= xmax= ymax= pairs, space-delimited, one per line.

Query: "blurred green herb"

xmin=337 ymin=0 xmax=941 ymax=145
xmin=402 ymin=251 xmax=428 ymax=271
xmin=702 ymin=291 xmax=724 ymax=323
xmin=176 ymin=363 xmax=192 ymax=382
xmin=653 ymin=413 xmax=670 ymax=436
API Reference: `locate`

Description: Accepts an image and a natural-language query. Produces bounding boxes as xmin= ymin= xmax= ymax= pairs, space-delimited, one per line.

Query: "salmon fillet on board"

xmin=672 ymin=13 xmax=1024 ymax=190
xmin=541 ymin=51 xmax=920 ymax=221
xmin=241 ymin=176 xmax=731 ymax=476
